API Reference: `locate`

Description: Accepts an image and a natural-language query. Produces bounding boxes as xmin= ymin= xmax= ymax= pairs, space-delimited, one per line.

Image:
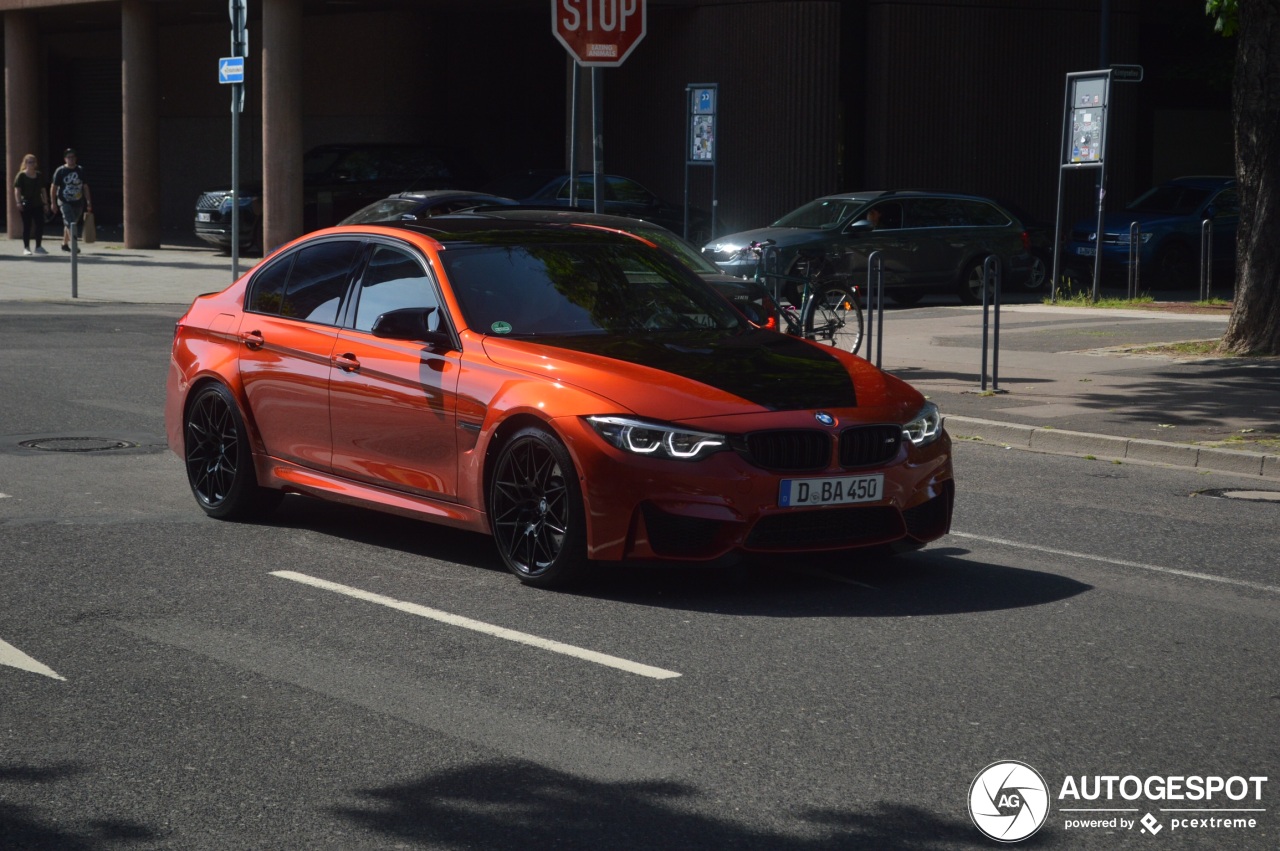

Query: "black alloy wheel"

xmin=489 ymin=427 xmax=588 ymax=587
xmin=1026 ymin=251 xmax=1049 ymax=291
xmin=184 ymin=383 xmax=281 ymax=520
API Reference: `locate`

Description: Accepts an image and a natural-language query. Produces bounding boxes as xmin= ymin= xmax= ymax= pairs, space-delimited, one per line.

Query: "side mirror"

xmin=371 ymin=307 xmax=453 ymax=350
xmin=845 ymin=219 xmax=875 ymax=234
xmin=1203 ymin=205 xmax=1217 ymax=219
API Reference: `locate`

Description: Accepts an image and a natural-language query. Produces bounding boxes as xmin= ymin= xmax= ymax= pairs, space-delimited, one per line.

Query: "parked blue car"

xmin=1065 ymin=176 xmax=1238 ymax=290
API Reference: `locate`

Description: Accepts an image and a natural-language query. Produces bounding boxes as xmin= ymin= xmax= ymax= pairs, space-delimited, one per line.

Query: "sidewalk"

xmin=0 ymin=235 xmax=249 ymax=304
xmin=875 ymin=302 xmax=1280 ymax=479
xmin=4 ymin=237 xmax=1278 ymax=479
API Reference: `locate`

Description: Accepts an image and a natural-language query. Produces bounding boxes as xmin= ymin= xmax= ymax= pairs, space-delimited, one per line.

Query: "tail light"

xmin=1020 ymin=230 xmax=1031 ymax=252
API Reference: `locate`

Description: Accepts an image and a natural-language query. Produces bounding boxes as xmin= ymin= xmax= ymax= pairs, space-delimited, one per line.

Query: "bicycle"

xmin=735 ymin=239 xmax=864 ymax=355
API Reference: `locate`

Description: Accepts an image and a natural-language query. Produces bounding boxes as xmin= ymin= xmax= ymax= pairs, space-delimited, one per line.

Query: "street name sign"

xmin=219 ymin=56 xmax=245 ymax=84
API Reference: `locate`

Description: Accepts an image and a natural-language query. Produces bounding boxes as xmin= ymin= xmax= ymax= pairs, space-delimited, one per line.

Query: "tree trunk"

xmin=1223 ymin=0 xmax=1280 ymax=355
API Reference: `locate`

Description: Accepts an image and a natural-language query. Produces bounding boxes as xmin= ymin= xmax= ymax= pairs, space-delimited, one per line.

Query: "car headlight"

xmin=586 ymin=415 xmax=727 ymax=461
xmin=1115 ymin=232 xmax=1153 ymax=245
xmin=902 ymin=402 xmax=942 ymax=448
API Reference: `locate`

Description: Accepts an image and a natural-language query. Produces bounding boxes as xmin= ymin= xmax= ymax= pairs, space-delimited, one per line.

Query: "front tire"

xmin=488 ymin=427 xmax=588 ymax=587
xmin=184 ymin=383 xmax=281 ymax=520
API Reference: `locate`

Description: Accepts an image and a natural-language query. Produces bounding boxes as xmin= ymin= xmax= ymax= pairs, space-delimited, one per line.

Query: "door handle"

xmin=333 ymin=353 xmax=360 ymax=373
xmin=242 ymin=330 xmax=264 ymax=350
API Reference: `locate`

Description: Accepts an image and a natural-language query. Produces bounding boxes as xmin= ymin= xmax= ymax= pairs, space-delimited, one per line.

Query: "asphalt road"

xmin=1 ymin=305 xmax=1276 ymax=850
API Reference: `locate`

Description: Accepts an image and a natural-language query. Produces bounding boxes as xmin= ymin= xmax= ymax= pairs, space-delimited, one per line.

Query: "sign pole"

xmin=551 ymin=1 xmax=647 ymax=215
xmin=228 ymin=0 xmax=247 ymax=280
xmin=592 ymin=67 xmax=603 ymax=214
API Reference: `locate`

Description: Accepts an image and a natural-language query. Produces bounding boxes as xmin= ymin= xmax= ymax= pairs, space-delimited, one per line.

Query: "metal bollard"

xmin=1127 ymin=221 xmax=1141 ymax=300
xmin=1200 ymin=219 xmax=1213 ymax=302
xmin=864 ymin=251 xmax=885 ymax=367
xmin=70 ymin=219 xmax=79 ymax=299
xmin=979 ymin=256 xmax=1003 ymax=393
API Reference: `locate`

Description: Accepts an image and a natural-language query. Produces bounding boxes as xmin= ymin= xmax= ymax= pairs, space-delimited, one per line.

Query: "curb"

xmin=944 ymin=415 xmax=1280 ymax=479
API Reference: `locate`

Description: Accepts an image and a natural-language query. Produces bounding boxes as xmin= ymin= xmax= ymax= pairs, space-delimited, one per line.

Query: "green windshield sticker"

xmin=491 ymin=321 xmax=513 ymax=335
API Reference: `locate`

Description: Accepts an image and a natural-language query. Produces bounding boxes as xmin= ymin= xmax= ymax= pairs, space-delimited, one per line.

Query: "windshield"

xmin=441 ymin=241 xmax=745 ymax=337
xmin=1126 ymin=185 xmax=1211 ymax=216
xmin=773 ymin=198 xmax=868 ymax=230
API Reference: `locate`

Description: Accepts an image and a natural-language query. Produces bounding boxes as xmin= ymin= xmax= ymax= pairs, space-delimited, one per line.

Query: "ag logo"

xmin=968 ymin=761 xmax=1050 ymax=842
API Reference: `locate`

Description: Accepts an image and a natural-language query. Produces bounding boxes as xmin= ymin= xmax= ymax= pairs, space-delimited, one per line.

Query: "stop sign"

xmin=552 ymin=0 xmax=647 ymax=67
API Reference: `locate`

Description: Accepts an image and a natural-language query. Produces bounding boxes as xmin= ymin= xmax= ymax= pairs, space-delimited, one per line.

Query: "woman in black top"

xmin=12 ymin=153 xmax=50 ymax=255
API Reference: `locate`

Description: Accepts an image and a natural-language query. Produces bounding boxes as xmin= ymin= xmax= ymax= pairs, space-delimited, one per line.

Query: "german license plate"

xmin=196 ymin=213 xmax=212 ymax=222
xmin=779 ymin=474 xmax=884 ymax=507
xmin=1074 ymin=246 xmax=1096 ymax=256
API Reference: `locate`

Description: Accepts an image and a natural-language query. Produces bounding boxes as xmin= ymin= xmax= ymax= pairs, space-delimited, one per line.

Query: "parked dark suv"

xmin=1064 ymin=176 xmax=1238 ymax=290
xmin=701 ymin=190 xmax=1035 ymax=304
xmin=194 ymin=143 xmax=484 ymax=253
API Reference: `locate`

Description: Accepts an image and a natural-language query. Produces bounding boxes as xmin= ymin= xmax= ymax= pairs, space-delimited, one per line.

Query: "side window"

xmin=247 ymin=255 xmax=293 ymax=315
xmin=283 ymin=240 xmax=361 ymax=324
xmin=868 ymin=202 xmax=903 ymax=229
xmin=607 ymin=177 xmax=654 ymax=205
xmin=1212 ymin=189 xmax=1239 ymax=216
xmin=957 ymin=200 xmax=1011 ymax=227
xmin=353 ymin=245 xmax=440 ymax=333
xmin=902 ymin=199 xmax=950 ymax=228
xmin=558 ymin=176 xmax=596 ymax=200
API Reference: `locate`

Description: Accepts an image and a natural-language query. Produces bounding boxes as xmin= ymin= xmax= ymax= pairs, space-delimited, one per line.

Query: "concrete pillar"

xmin=262 ymin=0 xmax=303 ymax=252
xmin=122 ymin=0 xmax=160 ymax=248
xmin=5 ymin=11 xmax=41 ymax=241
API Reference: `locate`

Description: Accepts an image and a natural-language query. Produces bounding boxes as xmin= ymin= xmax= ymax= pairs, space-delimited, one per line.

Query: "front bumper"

xmin=557 ymin=416 xmax=954 ymax=563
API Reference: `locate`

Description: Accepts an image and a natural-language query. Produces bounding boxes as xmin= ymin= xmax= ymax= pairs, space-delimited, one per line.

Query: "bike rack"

xmin=1200 ymin=219 xmax=1213 ymax=301
xmin=979 ymin=256 xmax=1004 ymax=393
xmin=864 ymin=251 xmax=885 ymax=367
xmin=1127 ymin=221 xmax=1141 ymax=300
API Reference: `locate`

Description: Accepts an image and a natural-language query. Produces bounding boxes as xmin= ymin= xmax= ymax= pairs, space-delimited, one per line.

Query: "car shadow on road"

xmin=263 ymin=498 xmax=1090 ymax=616
xmin=329 ymin=758 xmax=1026 ymax=850
xmin=573 ymin=546 xmax=1091 ymax=618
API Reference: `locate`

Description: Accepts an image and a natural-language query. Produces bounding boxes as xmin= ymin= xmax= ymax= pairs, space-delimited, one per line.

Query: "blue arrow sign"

xmin=218 ymin=56 xmax=244 ymax=84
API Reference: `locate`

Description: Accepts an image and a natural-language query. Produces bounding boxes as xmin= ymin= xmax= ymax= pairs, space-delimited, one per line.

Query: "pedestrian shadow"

xmin=0 ymin=762 xmax=157 ymax=849
xmin=331 ymin=759 xmax=1011 ymax=850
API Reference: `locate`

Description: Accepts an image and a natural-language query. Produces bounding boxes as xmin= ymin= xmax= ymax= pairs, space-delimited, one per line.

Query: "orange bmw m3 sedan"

xmin=165 ymin=217 xmax=953 ymax=586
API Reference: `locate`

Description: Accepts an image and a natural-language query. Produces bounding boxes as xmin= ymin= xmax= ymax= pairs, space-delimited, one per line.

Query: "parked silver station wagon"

xmin=702 ymin=190 xmax=1036 ymax=305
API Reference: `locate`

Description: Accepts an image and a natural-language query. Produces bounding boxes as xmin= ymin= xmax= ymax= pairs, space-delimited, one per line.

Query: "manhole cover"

xmin=1197 ymin=488 xmax=1280 ymax=503
xmin=19 ymin=437 xmax=138 ymax=453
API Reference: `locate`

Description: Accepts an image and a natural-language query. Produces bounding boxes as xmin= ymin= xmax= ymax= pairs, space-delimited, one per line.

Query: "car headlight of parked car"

xmin=902 ymin=402 xmax=943 ymax=448
xmin=587 ymin=415 xmax=727 ymax=461
xmin=1114 ymin=231 xmax=1153 ymax=245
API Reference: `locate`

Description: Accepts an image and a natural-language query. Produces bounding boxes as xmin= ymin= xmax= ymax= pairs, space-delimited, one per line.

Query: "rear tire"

xmin=184 ymin=383 xmax=282 ymax=520
xmin=802 ymin=283 xmax=863 ymax=355
xmin=488 ymin=427 xmax=588 ymax=588
xmin=958 ymin=258 xmax=996 ymax=305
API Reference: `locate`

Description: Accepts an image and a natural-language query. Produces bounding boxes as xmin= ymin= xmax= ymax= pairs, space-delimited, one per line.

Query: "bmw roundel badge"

xmin=815 ymin=411 xmax=836 ymax=427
